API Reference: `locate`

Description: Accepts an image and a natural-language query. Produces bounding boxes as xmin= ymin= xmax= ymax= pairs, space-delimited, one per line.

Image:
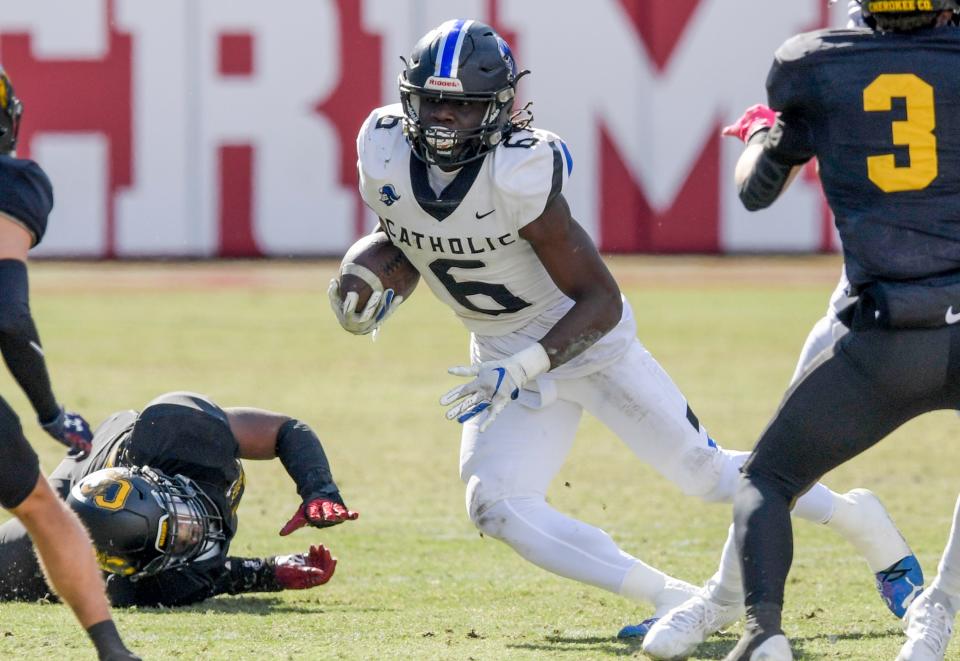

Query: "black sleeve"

xmin=275 ymin=419 xmax=342 ymax=503
xmin=213 ymin=557 xmax=284 ymax=595
xmin=738 ymin=116 xmax=815 ymax=212
xmin=0 ymin=259 xmax=60 ymax=423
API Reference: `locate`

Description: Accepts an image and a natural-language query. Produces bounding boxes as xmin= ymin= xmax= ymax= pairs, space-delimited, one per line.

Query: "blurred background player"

xmin=639 ymin=3 xmax=926 ymax=657
xmin=0 ymin=391 xmax=355 ymax=607
xmin=714 ymin=2 xmax=960 ymax=659
xmin=328 ymin=19 xmax=919 ymax=638
xmin=0 ymin=66 xmax=137 ymax=660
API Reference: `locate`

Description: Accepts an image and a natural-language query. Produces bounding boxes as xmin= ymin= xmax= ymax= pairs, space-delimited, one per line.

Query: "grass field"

xmin=0 ymin=256 xmax=957 ymax=660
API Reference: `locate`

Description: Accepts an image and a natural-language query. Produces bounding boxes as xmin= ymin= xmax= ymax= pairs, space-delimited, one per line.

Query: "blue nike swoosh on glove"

xmin=491 ymin=367 xmax=506 ymax=394
xmin=455 ymin=368 xmax=507 ymax=424
xmin=457 ymin=401 xmax=489 ymax=423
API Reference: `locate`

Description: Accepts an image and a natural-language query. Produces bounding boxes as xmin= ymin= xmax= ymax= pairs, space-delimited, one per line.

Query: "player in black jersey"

xmin=0 ymin=391 xmax=356 ymax=607
xmin=718 ymin=2 xmax=960 ymax=660
xmin=0 ymin=67 xmax=138 ymax=660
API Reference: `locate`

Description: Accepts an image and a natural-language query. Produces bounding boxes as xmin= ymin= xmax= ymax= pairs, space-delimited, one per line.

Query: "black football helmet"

xmin=399 ymin=19 xmax=528 ymax=167
xmin=67 ymin=466 xmax=224 ymax=580
xmin=0 ymin=68 xmax=21 ymax=155
xmin=855 ymin=0 xmax=959 ymax=31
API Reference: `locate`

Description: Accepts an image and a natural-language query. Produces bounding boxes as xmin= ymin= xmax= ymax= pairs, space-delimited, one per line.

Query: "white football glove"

xmin=328 ymin=264 xmax=403 ymax=336
xmin=440 ymin=343 xmax=551 ymax=432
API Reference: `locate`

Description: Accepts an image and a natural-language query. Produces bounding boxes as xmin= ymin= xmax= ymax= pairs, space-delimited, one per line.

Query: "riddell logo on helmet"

xmin=425 ymin=76 xmax=464 ymax=92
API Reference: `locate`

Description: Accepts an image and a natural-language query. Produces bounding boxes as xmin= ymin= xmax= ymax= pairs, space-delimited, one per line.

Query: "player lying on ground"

xmin=327 ymin=19 xmax=920 ymax=640
xmin=0 ymin=392 xmax=356 ymax=607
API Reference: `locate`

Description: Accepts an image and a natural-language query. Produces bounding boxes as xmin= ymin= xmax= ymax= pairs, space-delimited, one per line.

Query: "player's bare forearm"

xmin=540 ymin=294 xmax=621 ymax=368
xmin=520 ymin=194 xmax=622 ymax=369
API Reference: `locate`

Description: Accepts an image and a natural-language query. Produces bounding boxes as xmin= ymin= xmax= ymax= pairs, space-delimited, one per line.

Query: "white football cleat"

xmin=896 ymin=589 xmax=956 ymax=661
xmin=748 ymin=635 xmax=793 ymax=661
xmin=642 ymin=592 xmax=744 ymax=659
xmin=655 ymin=578 xmax=701 ymax=616
xmin=617 ymin=578 xmax=698 ymax=639
xmin=723 ymin=633 xmax=793 ymax=661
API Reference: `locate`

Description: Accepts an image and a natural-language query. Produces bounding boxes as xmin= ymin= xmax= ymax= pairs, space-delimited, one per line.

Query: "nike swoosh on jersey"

xmin=475 ymin=209 xmax=495 ymax=219
xmin=947 ymin=306 xmax=960 ymax=325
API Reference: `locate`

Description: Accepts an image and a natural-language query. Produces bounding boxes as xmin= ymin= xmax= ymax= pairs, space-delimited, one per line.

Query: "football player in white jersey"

xmin=329 ymin=19 xmax=919 ymax=638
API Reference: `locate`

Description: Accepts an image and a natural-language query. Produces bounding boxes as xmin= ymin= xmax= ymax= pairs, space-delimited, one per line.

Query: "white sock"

xmin=704 ymin=524 xmax=744 ymax=605
xmin=619 ymin=561 xmax=672 ymax=605
xmin=822 ymin=489 xmax=909 ymax=572
xmin=791 ymin=482 xmax=835 ymax=524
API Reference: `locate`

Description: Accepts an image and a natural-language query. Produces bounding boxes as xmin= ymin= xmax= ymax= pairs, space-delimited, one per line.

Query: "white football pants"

xmin=458 ymin=338 xmax=835 ymax=604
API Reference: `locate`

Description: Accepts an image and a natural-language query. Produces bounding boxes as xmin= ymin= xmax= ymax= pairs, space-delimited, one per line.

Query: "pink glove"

xmin=722 ymin=104 xmax=777 ymax=143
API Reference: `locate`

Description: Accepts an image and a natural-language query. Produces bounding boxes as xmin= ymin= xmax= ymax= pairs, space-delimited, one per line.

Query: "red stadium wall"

xmin=0 ymin=0 xmax=843 ymax=258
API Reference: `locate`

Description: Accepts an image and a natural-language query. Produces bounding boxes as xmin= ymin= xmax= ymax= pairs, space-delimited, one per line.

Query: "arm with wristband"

xmin=224 ymin=408 xmax=359 ymax=535
xmin=441 ymin=193 xmax=623 ymax=432
xmin=216 ymin=545 xmax=337 ymax=595
xmin=722 ymin=104 xmax=813 ymax=211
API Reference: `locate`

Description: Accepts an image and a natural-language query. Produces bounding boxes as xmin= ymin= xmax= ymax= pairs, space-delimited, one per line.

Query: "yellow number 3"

xmin=863 ymin=74 xmax=938 ymax=193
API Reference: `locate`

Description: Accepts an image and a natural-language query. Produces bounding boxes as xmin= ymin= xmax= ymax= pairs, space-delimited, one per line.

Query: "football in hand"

xmin=338 ymin=232 xmax=420 ymax=309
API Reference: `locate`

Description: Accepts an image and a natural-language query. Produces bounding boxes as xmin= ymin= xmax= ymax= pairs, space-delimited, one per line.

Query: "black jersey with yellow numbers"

xmin=765 ymin=26 xmax=960 ymax=288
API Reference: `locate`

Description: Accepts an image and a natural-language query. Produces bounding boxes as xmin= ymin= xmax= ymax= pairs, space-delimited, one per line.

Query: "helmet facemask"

xmin=138 ymin=468 xmax=224 ymax=577
xmin=399 ymin=83 xmax=516 ymax=168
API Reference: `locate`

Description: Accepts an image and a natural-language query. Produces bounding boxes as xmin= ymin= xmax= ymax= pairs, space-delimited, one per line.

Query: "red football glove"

xmin=273 ymin=544 xmax=337 ymax=590
xmin=279 ymin=497 xmax=359 ymax=536
xmin=722 ymin=104 xmax=777 ymax=143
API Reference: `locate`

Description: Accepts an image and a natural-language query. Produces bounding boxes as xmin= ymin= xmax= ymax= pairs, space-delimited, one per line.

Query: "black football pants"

xmin=0 ymin=396 xmax=40 ymax=509
xmin=734 ymin=324 xmax=960 ymax=625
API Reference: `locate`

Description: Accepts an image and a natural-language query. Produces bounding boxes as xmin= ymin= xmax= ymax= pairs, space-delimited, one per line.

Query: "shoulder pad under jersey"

xmin=356 ymin=103 xmax=407 ymax=181
xmin=775 ymin=27 xmax=865 ymax=65
xmin=491 ymin=127 xmax=573 ymax=230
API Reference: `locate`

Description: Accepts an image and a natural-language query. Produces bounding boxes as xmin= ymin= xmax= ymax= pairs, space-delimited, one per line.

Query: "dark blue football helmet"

xmin=399 ymin=20 xmax=528 ymax=167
